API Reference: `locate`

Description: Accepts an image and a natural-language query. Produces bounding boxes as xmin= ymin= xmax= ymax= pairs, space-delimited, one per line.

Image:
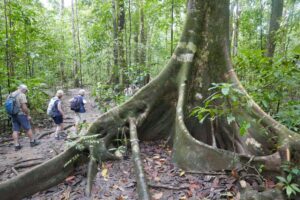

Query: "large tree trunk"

xmin=0 ymin=0 xmax=299 ymax=199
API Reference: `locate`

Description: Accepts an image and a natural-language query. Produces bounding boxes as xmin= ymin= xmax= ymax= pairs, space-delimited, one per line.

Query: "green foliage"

xmin=191 ymin=83 xmax=252 ymax=136
xmin=234 ymin=48 xmax=300 ymax=132
xmin=276 ymin=162 xmax=300 ymax=198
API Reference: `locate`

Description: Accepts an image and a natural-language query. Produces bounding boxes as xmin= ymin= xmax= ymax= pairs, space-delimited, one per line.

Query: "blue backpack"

xmin=5 ymin=93 xmax=20 ymax=116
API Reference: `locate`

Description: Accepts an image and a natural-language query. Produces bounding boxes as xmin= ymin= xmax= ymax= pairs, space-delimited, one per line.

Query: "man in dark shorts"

xmin=10 ymin=84 xmax=40 ymax=151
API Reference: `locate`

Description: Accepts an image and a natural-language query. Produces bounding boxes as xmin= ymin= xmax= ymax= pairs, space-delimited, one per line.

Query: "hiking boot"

xmin=15 ymin=144 xmax=22 ymax=151
xmin=59 ymin=131 xmax=67 ymax=138
xmin=30 ymin=139 xmax=40 ymax=147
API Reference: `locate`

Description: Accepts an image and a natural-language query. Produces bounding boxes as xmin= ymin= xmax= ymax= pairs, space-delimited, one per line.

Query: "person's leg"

xmin=19 ymin=115 xmax=40 ymax=146
xmin=12 ymin=131 xmax=20 ymax=146
xmin=12 ymin=116 xmax=22 ymax=150
xmin=26 ymin=129 xmax=34 ymax=141
xmin=54 ymin=124 xmax=61 ymax=138
xmin=54 ymin=116 xmax=64 ymax=139
xmin=74 ymin=113 xmax=80 ymax=134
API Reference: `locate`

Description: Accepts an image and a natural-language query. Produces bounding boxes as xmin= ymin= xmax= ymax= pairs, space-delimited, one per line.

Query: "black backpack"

xmin=70 ymin=96 xmax=81 ymax=112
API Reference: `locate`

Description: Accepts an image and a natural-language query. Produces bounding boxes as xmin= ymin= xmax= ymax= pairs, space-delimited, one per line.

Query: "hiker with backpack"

xmin=48 ymin=90 xmax=65 ymax=140
xmin=70 ymin=89 xmax=87 ymax=134
xmin=5 ymin=84 xmax=40 ymax=151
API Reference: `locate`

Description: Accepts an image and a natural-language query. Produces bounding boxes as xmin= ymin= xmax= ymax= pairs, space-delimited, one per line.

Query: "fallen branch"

xmin=129 ymin=118 xmax=151 ymax=200
xmin=37 ymin=124 xmax=74 ymax=139
xmin=14 ymin=157 xmax=44 ymax=165
xmin=185 ymin=170 xmax=228 ymax=175
xmin=148 ymin=182 xmax=189 ymax=190
xmin=50 ymin=146 xmax=60 ymax=155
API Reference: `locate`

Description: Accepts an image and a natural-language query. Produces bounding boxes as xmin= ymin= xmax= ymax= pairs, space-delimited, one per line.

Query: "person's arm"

xmin=19 ymin=94 xmax=30 ymax=119
xmin=21 ymin=103 xmax=30 ymax=116
xmin=57 ymin=101 xmax=65 ymax=118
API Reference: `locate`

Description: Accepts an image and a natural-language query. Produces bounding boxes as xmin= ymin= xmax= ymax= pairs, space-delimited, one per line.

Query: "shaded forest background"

xmin=0 ymin=0 xmax=299 ymax=133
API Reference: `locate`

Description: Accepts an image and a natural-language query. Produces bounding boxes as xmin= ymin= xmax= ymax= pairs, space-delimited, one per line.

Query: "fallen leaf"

xmin=102 ymin=168 xmax=108 ymax=180
xmin=179 ymin=170 xmax=185 ymax=177
xmin=65 ymin=176 xmax=75 ymax=183
xmin=179 ymin=195 xmax=187 ymax=200
xmin=231 ymin=168 xmax=239 ymax=179
xmin=116 ymin=195 xmax=125 ymax=200
xmin=152 ymin=192 xmax=163 ymax=200
xmin=239 ymin=180 xmax=247 ymax=188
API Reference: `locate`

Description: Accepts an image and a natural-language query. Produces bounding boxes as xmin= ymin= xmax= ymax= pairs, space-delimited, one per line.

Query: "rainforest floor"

xmin=0 ymin=89 xmax=278 ymax=200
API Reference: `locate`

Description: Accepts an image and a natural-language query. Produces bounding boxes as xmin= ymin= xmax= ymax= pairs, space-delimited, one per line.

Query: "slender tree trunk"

xmin=139 ymin=0 xmax=148 ymax=85
xmin=232 ymin=0 xmax=239 ymax=56
xmin=111 ymin=0 xmax=119 ymax=85
xmin=128 ymin=0 xmax=132 ymax=68
xmin=75 ymin=0 xmax=83 ymax=87
xmin=284 ymin=0 xmax=295 ymax=59
xmin=8 ymin=0 xmax=14 ymax=77
xmin=4 ymin=0 xmax=10 ymax=91
xmin=171 ymin=0 xmax=174 ymax=55
xmin=71 ymin=0 xmax=79 ymax=87
xmin=266 ymin=0 xmax=283 ymax=59
xmin=260 ymin=0 xmax=264 ymax=52
xmin=118 ymin=0 xmax=127 ymax=87
xmin=60 ymin=0 xmax=65 ymax=87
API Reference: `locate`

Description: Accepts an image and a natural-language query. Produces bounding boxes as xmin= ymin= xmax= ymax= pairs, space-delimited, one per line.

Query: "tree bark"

xmin=266 ymin=0 xmax=283 ymax=59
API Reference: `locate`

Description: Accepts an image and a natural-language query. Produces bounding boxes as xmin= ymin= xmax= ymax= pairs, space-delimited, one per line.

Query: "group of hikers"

xmin=5 ymin=84 xmax=87 ymax=151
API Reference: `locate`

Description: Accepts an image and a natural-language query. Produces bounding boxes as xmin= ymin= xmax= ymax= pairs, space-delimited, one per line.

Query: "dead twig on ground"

xmin=11 ymin=167 xmax=18 ymax=175
xmin=14 ymin=157 xmax=44 ymax=165
xmin=148 ymin=182 xmax=189 ymax=190
xmin=185 ymin=170 xmax=228 ymax=175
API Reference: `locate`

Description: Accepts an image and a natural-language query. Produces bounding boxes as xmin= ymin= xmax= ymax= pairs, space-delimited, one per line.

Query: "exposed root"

xmin=85 ymin=153 xmax=99 ymax=197
xmin=129 ymin=118 xmax=150 ymax=200
xmin=0 ymin=147 xmax=79 ymax=200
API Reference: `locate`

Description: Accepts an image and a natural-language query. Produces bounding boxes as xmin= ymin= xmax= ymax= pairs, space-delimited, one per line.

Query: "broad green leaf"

xmin=221 ymin=87 xmax=230 ymax=96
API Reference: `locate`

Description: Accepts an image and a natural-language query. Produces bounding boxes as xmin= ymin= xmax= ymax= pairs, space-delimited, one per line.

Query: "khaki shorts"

xmin=75 ymin=112 xmax=86 ymax=124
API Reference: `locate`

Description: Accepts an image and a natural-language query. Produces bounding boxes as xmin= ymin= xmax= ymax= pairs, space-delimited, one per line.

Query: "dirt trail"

xmin=0 ymin=88 xmax=101 ymax=182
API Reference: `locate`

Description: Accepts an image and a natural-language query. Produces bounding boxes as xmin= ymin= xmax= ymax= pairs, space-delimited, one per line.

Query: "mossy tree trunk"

xmin=0 ymin=0 xmax=299 ymax=199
